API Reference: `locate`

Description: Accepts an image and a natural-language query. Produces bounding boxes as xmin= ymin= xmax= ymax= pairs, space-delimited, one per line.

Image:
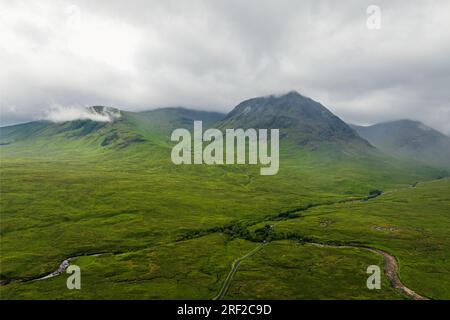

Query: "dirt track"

xmin=310 ymin=243 xmax=428 ymax=300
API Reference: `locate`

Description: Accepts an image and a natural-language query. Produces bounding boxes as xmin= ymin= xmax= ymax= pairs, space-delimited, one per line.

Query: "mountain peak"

xmin=370 ymin=119 xmax=438 ymax=134
xmin=219 ymin=92 xmax=370 ymax=147
xmin=395 ymin=120 xmax=435 ymax=132
xmin=86 ymin=106 xmax=121 ymax=122
xmin=353 ymin=119 xmax=450 ymax=169
xmin=274 ymin=90 xmax=302 ymax=98
xmin=259 ymin=90 xmax=308 ymax=102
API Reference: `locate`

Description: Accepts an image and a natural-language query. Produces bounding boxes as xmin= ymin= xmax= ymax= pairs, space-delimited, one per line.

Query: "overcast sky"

xmin=1 ymin=0 xmax=449 ymax=133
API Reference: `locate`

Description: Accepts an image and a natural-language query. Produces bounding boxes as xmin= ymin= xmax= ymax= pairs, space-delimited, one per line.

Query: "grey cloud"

xmin=0 ymin=0 xmax=449 ymax=134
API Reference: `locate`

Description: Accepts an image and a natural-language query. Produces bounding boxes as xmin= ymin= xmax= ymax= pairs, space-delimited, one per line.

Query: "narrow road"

xmin=214 ymin=241 xmax=428 ymax=300
xmin=213 ymin=243 xmax=266 ymax=300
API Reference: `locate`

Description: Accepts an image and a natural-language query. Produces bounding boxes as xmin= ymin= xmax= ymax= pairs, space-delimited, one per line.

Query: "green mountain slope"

xmin=217 ymin=91 xmax=443 ymax=185
xmin=0 ymin=107 xmax=225 ymax=156
xmin=352 ymin=120 xmax=450 ymax=169
xmin=0 ymin=93 xmax=444 ymax=183
xmin=124 ymin=107 xmax=224 ymax=141
xmin=219 ymin=91 xmax=370 ymax=149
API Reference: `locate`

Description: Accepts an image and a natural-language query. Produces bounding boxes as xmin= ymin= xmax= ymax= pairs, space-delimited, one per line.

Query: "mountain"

xmin=125 ymin=107 xmax=225 ymax=138
xmin=0 ymin=93 xmax=444 ymax=186
xmin=218 ymin=91 xmax=371 ymax=149
xmin=352 ymin=120 xmax=450 ymax=169
xmin=0 ymin=107 xmax=225 ymax=152
xmin=2 ymin=92 xmax=375 ymax=153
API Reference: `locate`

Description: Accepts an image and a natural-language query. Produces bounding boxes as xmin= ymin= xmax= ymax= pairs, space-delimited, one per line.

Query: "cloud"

xmin=43 ymin=105 xmax=121 ymax=122
xmin=0 ymin=0 xmax=449 ymax=134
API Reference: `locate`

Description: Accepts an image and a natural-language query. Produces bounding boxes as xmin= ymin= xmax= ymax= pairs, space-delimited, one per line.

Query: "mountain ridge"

xmin=218 ymin=91 xmax=372 ymax=150
xmin=1 ymin=92 xmax=448 ymax=174
xmin=352 ymin=120 xmax=450 ymax=169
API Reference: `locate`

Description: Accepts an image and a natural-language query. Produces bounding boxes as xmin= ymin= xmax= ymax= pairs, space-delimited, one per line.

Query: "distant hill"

xmin=352 ymin=120 xmax=450 ymax=169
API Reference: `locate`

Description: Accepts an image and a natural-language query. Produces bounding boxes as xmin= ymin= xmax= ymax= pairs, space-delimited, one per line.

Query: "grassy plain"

xmin=251 ymin=178 xmax=450 ymax=299
xmin=226 ymin=241 xmax=403 ymax=300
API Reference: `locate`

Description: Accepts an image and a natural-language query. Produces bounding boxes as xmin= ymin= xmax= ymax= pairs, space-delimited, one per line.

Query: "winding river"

xmin=214 ymin=242 xmax=429 ymax=300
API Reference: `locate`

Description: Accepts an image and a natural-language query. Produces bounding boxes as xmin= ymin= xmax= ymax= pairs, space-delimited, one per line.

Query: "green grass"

xmin=1 ymin=115 xmax=449 ymax=300
xmin=226 ymin=241 xmax=403 ymax=300
xmin=0 ymin=234 xmax=256 ymax=299
xmin=259 ymin=178 xmax=450 ymax=299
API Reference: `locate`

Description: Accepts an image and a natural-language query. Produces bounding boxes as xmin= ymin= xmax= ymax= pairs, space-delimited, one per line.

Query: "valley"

xmin=1 ymin=92 xmax=449 ymax=300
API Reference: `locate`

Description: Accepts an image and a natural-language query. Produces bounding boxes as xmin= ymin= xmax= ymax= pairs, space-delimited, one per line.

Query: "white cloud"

xmin=43 ymin=105 xmax=121 ymax=122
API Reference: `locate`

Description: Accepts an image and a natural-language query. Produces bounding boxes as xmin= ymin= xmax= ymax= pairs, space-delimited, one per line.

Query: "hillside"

xmin=0 ymin=94 xmax=444 ymax=183
xmin=219 ymin=91 xmax=371 ymax=149
xmin=352 ymin=120 xmax=450 ymax=169
xmin=0 ymin=107 xmax=225 ymax=156
xmin=124 ymin=107 xmax=225 ymax=140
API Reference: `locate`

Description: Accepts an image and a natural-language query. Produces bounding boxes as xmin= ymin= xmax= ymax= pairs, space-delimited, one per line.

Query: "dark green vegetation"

xmin=0 ymin=234 xmax=257 ymax=299
xmin=352 ymin=120 xmax=450 ymax=170
xmin=1 ymin=92 xmax=449 ymax=299
xmin=219 ymin=91 xmax=370 ymax=148
xmin=246 ymin=178 xmax=450 ymax=299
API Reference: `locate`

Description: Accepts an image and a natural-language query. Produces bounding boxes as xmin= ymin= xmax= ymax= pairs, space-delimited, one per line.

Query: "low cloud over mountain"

xmin=1 ymin=1 xmax=449 ymax=134
xmin=43 ymin=105 xmax=121 ymax=123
